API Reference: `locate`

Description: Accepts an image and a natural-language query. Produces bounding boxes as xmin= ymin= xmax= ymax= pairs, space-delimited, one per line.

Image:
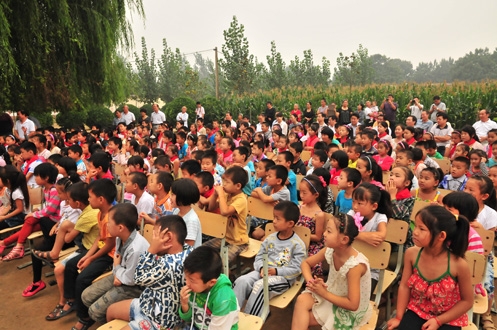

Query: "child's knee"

xmin=54 ymin=264 xmax=65 ymax=276
xmin=251 ymin=227 xmax=264 ymax=240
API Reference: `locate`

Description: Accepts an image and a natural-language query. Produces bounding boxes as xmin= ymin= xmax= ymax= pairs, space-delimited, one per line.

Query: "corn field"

xmin=214 ymin=81 xmax=497 ymax=128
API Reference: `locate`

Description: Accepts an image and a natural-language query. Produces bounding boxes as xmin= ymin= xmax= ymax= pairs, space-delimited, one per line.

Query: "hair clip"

xmin=318 ymin=176 xmax=327 ymax=187
xmin=352 ymin=212 xmax=364 ymax=231
xmin=339 ymin=213 xmax=346 ymax=232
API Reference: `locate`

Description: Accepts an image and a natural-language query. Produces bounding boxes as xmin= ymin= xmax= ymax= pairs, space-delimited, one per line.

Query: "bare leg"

xmin=54 ymin=263 xmax=66 ymax=306
xmin=251 ymin=227 xmax=265 ymax=241
xmin=291 ymin=293 xmax=319 ymax=330
xmin=107 ymin=299 xmax=133 ymax=322
xmin=49 ymin=221 xmax=75 ymax=258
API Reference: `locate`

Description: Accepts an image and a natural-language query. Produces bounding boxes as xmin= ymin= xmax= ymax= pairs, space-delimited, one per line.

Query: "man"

xmin=406 ymin=97 xmax=423 ymax=119
xmin=176 ymin=106 xmax=188 ymax=127
xmin=406 ymin=115 xmax=417 ymax=127
xmin=415 ymin=110 xmax=433 ymax=132
xmin=473 ymin=109 xmax=497 ymax=145
xmin=316 ymin=112 xmax=327 ymax=136
xmin=139 ymin=108 xmax=151 ymax=128
xmin=348 ymin=113 xmax=361 ymax=137
xmin=380 ymin=94 xmax=398 ymax=133
xmin=255 ymin=114 xmax=264 ymax=132
xmin=430 ymin=112 xmax=453 ymax=155
xmin=195 ymin=101 xmax=205 ymax=119
xmin=225 ymin=112 xmax=237 ymax=128
xmin=429 ymin=95 xmax=446 ymax=122
xmin=14 ymin=110 xmax=36 ymax=142
xmin=112 ymin=110 xmax=126 ymax=127
xmin=121 ymin=105 xmax=135 ymax=125
xmin=264 ymin=101 xmax=276 ymax=124
xmin=150 ymin=103 xmax=166 ymax=133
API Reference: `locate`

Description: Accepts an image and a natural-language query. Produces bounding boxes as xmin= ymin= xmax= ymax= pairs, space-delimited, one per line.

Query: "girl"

xmin=5 ymin=134 xmax=17 ymax=147
xmin=403 ymin=126 xmax=416 ymax=146
xmin=412 ymin=167 xmax=443 ymax=203
xmin=468 ymin=149 xmax=488 ymax=177
xmin=336 ymin=125 xmax=352 ymax=145
xmin=0 ymin=163 xmax=61 ymax=260
xmin=393 ymin=124 xmax=406 ymax=149
xmin=0 ymin=165 xmax=30 ymax=230
xmin=297 ymin=175 xmax=327 ymax=275
xmin=445 ymin=130 xmax=462 ymax=159
xmin=356 ymin=156 xmax=384 ymax=189
xmin=288 ymin=132 xmax=300 ymax=145
xmin=171 ymin=178 xmax=202 ymax=248
xmin=460 ymin=125 xmax=485 ymax=151
xmin=292 ymin=213 xmax=372 ymax=330
xmin=313 ymin=168 xmax=335 ymax=215
xmin=304 ymin=123 xmax=319 ymax=151
xmin=186 ymin=134 xmax=198 ymax=159
xmin=0 ymin=145 xmax=11 ymax=166
xmin=422 ymin=132 xmax=434 ymax=141
xmin=373 ymin=140 xmax=394 ymax=171
xmin=377 ymin=122 xmax=392 ymax=142
xmin=452 ymin=143 xmax=469 ymax=161
xmin=485 ymin=128 xmax=497 ymax=159
xmin=387 ymin=206 xmax=472 ymax=330
xmin=488 ymin=165 xmax=497 ymax=191
xmin=271 ymin=130 xmax=282 ymax=151
xmin=330 ymin=150 xmax=348 ymax=185
xmin=166 ymin=144 xmax=180 ymax=178
xmin=218 ymin=137 xmax=235 ymax=168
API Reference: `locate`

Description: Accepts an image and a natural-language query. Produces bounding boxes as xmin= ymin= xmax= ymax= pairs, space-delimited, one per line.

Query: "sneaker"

xmin=22 ymin=281 xmax=46 ymax=297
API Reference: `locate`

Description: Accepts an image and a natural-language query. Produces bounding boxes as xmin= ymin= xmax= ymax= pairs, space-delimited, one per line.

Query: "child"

xmin=205 ymin=166 xmax=249 ymax=263
xmin=107 ymin=137 xmax=127 ymax=166
xmin=106 ymin=215 xmax=192 ymax=329
xmin=81 ymin=203 xmax=150 ymax=324
xmin=251 ymin=140 xmax=266 ymax=163
xmin=360 ymin=130 xmax=378 ymax=156
xmin=393 ymin=124 xmax=405 ymax=148
xmin=439 ymin=156 xmax=469 ymax=191
xmin=356 ymin=156 xmax=384 ymax=188
xmin=0 ymin=165 xmax=30 ymax=230
xmin=254 ymin=159 xmax=274 ymax=189
xmin=0 ymin=163 xmax=61 ymax=260
xmin=275 ymin=151 xmax=299 ymax=205
xmin=335 ymin=168 xmax=362 ymax=214
xmin=193 ymin=171 xmax=216 ymax=211
xmin=141 ymin=171 xmax=174 ymax=225
xmin=425 ymin=139 xmax=443 ymax=159
xmin=306 ymin=149 xmax=327 ymax=176
xmin=218 ymin=137 xmax=235 ymax=168
xmin=201 ymin=150 xmax=222 ymax=186
xmin=86 ymin=152 xmax=114 ymax=182
xmin=329 ymin=150 xmax=348 ymax=185
xmin=468 ymin=149 xmax=488 ymax=177
xmin=460 ymin=125 xmax=485 ymax=151
xmin=65 ymin=179 xmax=117 ymax=330
xmin=488 ymin=141 xmax=497 ymax=167
xmin=304 ymin=123 xmax=320 ymax=151
xmin=234 ymin=202 xmax=306 ymax=317
xmin=68 ymin=144 xmax=87 ymax=181
xmin=153 ymin=155 xmax=172 ymax=173
xmin=171 ymin=178 xmax=202 ymax=248
xmin=403 ymin=126 xmax=416 ymax=146
xmin=411 ymin=167 xmax=442 ymax=202
xmin=411 ymin=147 xmax=426 ymax=179
xmin=289 ymin=142 xmax=307 ymax=175
xmin=313 ymin=168 xmax=335 ymax=214
xmin=387 ymin=206 xmax=472 ymax=329
xmin=19 ymin=141 xmax=43 ymax=187
xmin=373 ymin=140 xmax=394 ymax=171
xmin=126 ymin=172 xmax=155 ymax=215
xmin=232 ymin=146 xmax=254 ymax=196
xmin=446 ymin=130 xmax=462 ymax=159
xmin=180 ymin=246 xmax=239 ymax=329
xmin=346 ymin=143 xmax=362 ymax=169
xmin=180 ymin=159 xmax=201 ymax=179
xmin=489 ymin=165 xmax=497 ymax=190
xmin=33 ymin=134 xmax=51 ymax=160
xmin=250 ymin=165 xmax=291 ymax=240
xmin=166 ymin=144 xmax=180 ymax=178
xmin=176 ymin=131 xmax=188 ymax=160
xmin=292 ymin=213 xmax=372 ymax=330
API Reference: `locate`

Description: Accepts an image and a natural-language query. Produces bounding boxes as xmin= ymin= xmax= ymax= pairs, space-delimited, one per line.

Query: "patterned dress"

xmin=297 ymin=210 xmax=324 ymax=275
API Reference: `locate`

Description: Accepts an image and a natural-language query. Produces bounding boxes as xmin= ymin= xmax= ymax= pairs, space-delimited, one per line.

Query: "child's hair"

xmin=67 ymin=182 xmax=89 ymax=204
xmin=420 ymin=167 xmax=443 ymax=189
xmin=411 ymin=148 xmax=423 ymax=162
xmin=162 ymin=130 xmax=175 ymax=143
xmin=342 ymin=168 xmax=362 ymax=187
xmin=289 ymin=141 xmax=303 ymax=154
xmin=309 ymin=122 xmax=320 ymax=133
xmin=313 ymin=149 xmax=328 ymax=164
xmin=222 ymin=137 xmax=235 ymax=151
xmin=223 ymin=166 xmax=248 ymax=188
xmin=468 ymin=175 xmax=497 ymax=210
xmin=180 ymin=159 xmax=201 ymax=175
xmin=360 ymin=129 xmax=375 ymax=142
xmin=127 ymin=155 xmax=144 ymax=169
xmin=201 ymin=149 xmax=218 ymax=164
xmin=278 ymin=150 xmax=294 ymax=164
xmin=335 ymin=213 xmax=359 ymax=245
xmin=89 ymin=143 xmax=103 ymax=155
xmin=20 ymin=141 xmax=37 ymax=154
xmin=352 ymin=182 xmax=393 ymax=220
xmin=452 ymin=156 xmax=470 ymax=169
xmin=416 ymin=205 xmax=469 ymax=258
xmin=129 ymin=172 xmax=148 ymax=190
xmin=396 ymin=141 xmax=410 ymax=151
xmin=302 ymin=174 xmax=328 ymax=210
xmin=274 ymin=201 xmax=300 ymax=223
xmin=461 ymin=125 xmax=480 ymax=142
xmin=314 ymin=141 xmax=328 ymax=152
xmin=404 ymin=126 xmax=416 ymax=137
xmin=57 ymin=157 xmax=80 ymax=182
xmin=156 ymin=171 xmax=174 ymax=192
xmin=33 ymin=163 xmax=59 ymax=184
xmin=156 ymin=215 xmax=187 ymax=245
xmin=48 ymin=153 xmax=63 ymax=164
xmin=468 ymin=149 xmax=486 ymax=161
xmin=68 ymin=144 xmax=83 ymax=157
xmin=394 ymin=166 xmax=415 ymax=190
xmin=234 ymin=146 xmax=249 ymax=162
xmin=442 ymin=191 xmax=479 ymax=222
xmin=109 ymin=203 xmax=138 ymax=232
xmin=269 ymin=165 xmax=288 ymax=185
xmin=330 ymin=150 xmax=348 ymax=169
xmin=167 ymin=144 xmax=179 ymax=156
xmin=414 ymin=127 xmax=424 ymax=141
xmin=88 ymin=179 xmax=117 ymax=204
xmin=313 ymin=168 xmax=331 ymax=185
xmin=88 ymin=152 xmax=112 ymax=173
xmin=171 ymin=178 xmax=200 ymax=206
xmin=183 ymin=246 xmax=222 ymax=283
xmin=425 ymin=139 xmax=437 ymax=150
xmin=253 ymin=140 xmax=265 ymax=151
xmin=0 ymin=165 xmax=30 ymax=209
xmin=359 ymin=156 xmax=382 ymax=182
xmin=139 ymin=145 xmax=150 ymax=157
xmin=109 ymin=136 xmax=123 ymax=149
xmin=154 ymin=155 xmax=172 ymax=169
xmin=377 ymin=139 xmax=392 ymax=156
xmin=260 ymin=159 xmax=275 ymax=171
xmin=348 ymin=143 xmax=362 ymax=155
xmin=194 ymin=171 xmax=214 ymax=189
xmin=151 ymin=148 xmax=166 ymax=158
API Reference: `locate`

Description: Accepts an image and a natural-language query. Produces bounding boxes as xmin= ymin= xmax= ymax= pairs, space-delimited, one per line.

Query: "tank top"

xmin=407 ymin=248 xmax=467 ymax=326
xmin=414 ymin=189 xmax=440 ymax=202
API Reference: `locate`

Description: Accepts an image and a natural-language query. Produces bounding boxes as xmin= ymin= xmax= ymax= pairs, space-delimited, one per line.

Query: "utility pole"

xmin=214 ymin=47 xmax=219 ymax=99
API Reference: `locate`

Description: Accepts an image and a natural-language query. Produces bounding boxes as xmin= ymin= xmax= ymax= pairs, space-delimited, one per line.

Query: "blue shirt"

xmin=335 ymin=190 xmax=352 ymax=214
xmin=178 ymin=142 xmax=188 ymax=160
xmin=287 ymin=170 xmax=298 ymax=205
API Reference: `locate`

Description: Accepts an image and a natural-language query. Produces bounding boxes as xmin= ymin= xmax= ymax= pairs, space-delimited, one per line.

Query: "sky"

xmin=126 ymin=0 xmax=497 ymax=70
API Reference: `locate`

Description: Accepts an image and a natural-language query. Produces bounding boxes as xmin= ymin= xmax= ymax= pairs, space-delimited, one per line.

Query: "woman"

xmin=303 ymin=101 xmax=315 ymax=124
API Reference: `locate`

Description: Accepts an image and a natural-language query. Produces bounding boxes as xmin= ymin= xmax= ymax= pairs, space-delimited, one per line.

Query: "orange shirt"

xmin=97 ymin=211 xmax=116 ymax=258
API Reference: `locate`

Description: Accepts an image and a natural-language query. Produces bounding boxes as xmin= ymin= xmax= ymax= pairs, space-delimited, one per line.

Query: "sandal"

xmin=22 ymin=280 xmax=46 ymax=297
xmin=3 ymin=245 xmax=24 ymax=261
xmin=56 ymin=300 xmax=74 ymax=319
xmin=33 ymin=250 xmax=59 ymax=264
xmin=71 ymin=318 xmax=95 ymax=330
xmin=482 ymin=313 xmax=496 ymax=330
xmin=45 ymin=304 xmax=64 ymax=321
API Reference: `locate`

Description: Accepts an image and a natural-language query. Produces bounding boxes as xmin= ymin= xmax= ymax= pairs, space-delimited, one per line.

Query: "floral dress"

xmin=297 ymin=210 xmax=324 ymax=275
xmin=310 ymin=248 xmax=372 ymax=330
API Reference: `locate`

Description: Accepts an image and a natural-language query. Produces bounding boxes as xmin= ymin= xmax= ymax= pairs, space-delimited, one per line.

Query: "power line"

xmin=182 ymin=49 xmax=215 ymax=56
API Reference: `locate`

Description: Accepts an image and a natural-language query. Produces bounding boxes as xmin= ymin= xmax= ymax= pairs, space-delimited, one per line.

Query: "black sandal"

xmin=71 ymin=318 xmax=95 ymax=330
xmin=45 ymin=304 xmax=63 ymax=321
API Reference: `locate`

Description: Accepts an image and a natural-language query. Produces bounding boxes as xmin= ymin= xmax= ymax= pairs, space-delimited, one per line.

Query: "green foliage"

xmin=334 ymin=44 xmax=372 ymax=89
xmin=86 ymin=106 xmax=114 ymax=128
xmin=288 ymin=50 xmax=331 ymax=87
xmin=31 ymin=112 xmax=54 ymax=128
xmin=370 ymin=54 xmax=414 ymax=83
xmin=164 ymin=96 xmax=196 ymax=125
xmin=56 ymin=109 xmax=88 ymax=129
xmin=200 ymin=96 xmax=222 ymax=123
xmin=134 ymin=38 xmax=159 ymax=103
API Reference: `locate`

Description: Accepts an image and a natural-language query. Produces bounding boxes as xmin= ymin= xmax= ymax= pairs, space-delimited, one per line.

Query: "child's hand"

xmin=49 ymin=224 xmax=59 ymax=236
xmin=421 ymin=318 xmax=439 ymax=330
xmin=259 ymin=268 xmax=277 ymax=277
xmin=387 ymin=318 xmax=400 ymax=330
xmin=180 ymin=285 xmax=192 ymax=312
xmin=306 ymin=276 xmax=328 ymax=296
xmin=78 ymin=256 xmax=91 ymax=271
xmin=113 ymin=276 xmax=122 ymax=287
xmin=139 ymin=212 xmax=156 ymax=225
xmin=25 ymin=213 xmax=33 ymax=219
xmin=148 ymin=226 xmax=172 ymax=254
xmin=386 ymin=179 xmax=398 ymax=197
xmin=363 ymin=233 xmax=384 ymax=247
xmin=113 ymin=253 xmax=121 ymax=267
xmin=88 ymin=169 xmax=98 ymax=179
xmin=214 ymin=185 xmax=224 ymax=196
xmin=470 ymin=221 xmax=483 ymax=229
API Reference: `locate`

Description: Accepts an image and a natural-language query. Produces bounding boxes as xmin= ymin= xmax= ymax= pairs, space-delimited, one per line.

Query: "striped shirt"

xmin=33 ymin=186 xmax=61 ymax=222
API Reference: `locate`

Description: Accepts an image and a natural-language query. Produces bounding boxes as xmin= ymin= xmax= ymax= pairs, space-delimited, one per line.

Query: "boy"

xmin=206 ymin=166 xmax=249 ymax=263
xmin=439 ymin=156 xmax=470 ymax=191
xmin=233 ymin=202 xmax=305 ymax=317
xmin=425 ymin=139 xmax=444 ymax=159
xmin=360 ymin=130 xmax=378 ymax=156
xmin=106 ymin=215 xmax=192 ymax=330
xmin=251 ymin=140 xmax=267 ymax=163
xmin=33 ymin=134 xmax=51 ymax=160
xmin=233 ymin=146 xmax=254 ymax=196
xmin=261 ymin=122 xmax=272 ymax=141
xmin=346 ymin=143 xmax=362 ymax=169
xmin=141 ymin=171 xmax=174 ymax=224
xmin=176 ymin=131 xmax=188 ymax=160
xmin=201 ymin=150 xmax=222 ymax=186
xmin=251 ymin=165 xmax=291 ymax=240
xmin=154 ymin=155 xmax=172 ymax=173
xmin=86 ymin=152 xmax=113 ymax=182
xmin=415 ymin=141 xmax=440 ymax=169
xmin=489 ymin=141 xmax=497 ymax=167
xmin=395 ymin=149 xmax=419 ymax=190
xmin=335 ymin=168 xmax=362 ymax=214
xmin=66 ymin=179 xmax=117 ymax=330
xmin=68 ymin=144 xmax=87 ymax=181
xmin=275 ymin=151 xmax=299 ymax=205
xmin=180 ymin=246 xmax=239 ymax=329
xmin=288 ymin=142 xmax=307 ymax=175
xmin=82 ymin=203 xmax=150 ymax=324
xmin=19 ymin=141 xmax=43 ymax=187
xmin=306 ymin=149 xmax=327 ymax=175
xmin=193 ymin=171 xmax=216 ymax=211
xmin=254 ymin=159 xmax=275 ymax=189
xmin=107 ymin=137 xmax=127 ymax=166
xmin=180 ymin=159 xmax=201 ymax=178
xmin=126 ymin=172 xmax=155 ymax=215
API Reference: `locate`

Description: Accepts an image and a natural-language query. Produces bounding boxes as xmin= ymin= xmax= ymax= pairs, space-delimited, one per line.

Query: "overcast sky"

xmin=126 ymin=0 xmax=497 ymax=69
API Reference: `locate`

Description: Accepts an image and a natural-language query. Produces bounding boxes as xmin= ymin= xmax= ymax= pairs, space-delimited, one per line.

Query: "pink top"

xmin=373 ymin=155 xmax=394 ymax=171
xmin=467 ymin=227 xmax=484 ymax=254
xmin=33 ymin=186 xmax=61 ymax=222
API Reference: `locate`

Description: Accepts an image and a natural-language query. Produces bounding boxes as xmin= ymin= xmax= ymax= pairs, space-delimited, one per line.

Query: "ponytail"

xmin=451 ymin=215 xmax=470 ymax=258
xmin=353 ymin=182 xmax=393 ymax=219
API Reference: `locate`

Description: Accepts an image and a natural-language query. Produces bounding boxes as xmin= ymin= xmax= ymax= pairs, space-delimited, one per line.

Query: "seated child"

xmin=141 ymin=171 xmax=174 ymax=224
xmin=411 ymin=147 xmax=427 ymax=179
xmin=439 ymin=156 xmax=469 ymax=191
xmin=254 ymin=159 xmax=274 ymax=189
xmin=289 ymin=141 xmax=307 ymax=175
xmin=171 ymin=178 xmax=202 ymax=248
xmin=306 ymin=149 xmax=327 ymax=176
xmin=335 ymin=168 xmax=362 ymax=214
xmin=180 ymin=159 xmax=201 ymax=179
xmin=126 ymin=172 xmax=155 ymax=215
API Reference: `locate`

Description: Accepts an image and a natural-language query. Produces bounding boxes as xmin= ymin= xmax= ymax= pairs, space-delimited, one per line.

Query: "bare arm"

xmin=356 ymin=221 xmax=387 ymax=247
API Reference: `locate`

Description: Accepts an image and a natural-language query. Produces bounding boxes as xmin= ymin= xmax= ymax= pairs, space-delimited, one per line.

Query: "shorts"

xmin=485 ymin=253 xmax=494 ymax=298
xmin=129 ymin=298 xmax=161 ymax=330
xmin=59 ymin=251 xmax=81 ymax=267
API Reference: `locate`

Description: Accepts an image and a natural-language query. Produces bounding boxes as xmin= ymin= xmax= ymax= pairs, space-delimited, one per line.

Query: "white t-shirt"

xmin=121 ymin=111 xmax=136 ymax=125
xmin=429 ymin=102 xmax=447 ymax=122
xmin=477 ymin=205 xmax=497 ymax=230
xmin=176 ymin=112 xmax=189 ymax=127
xmin=347 ymin=211 xmax=388 ymax=233
xmin=473 ymin=120 xmax=497 ymax=144
xmin=132 ymin=191 xmax=155 ymax=215
xmin=11 ymin=188 xmax=28 ymax=213
xmin=195 ymin=106 xmax=205 ymax=118
xmin=174 ymin=207 xmax=202 ymax=248
xmin=59 ymin=200 xmax=83 ymax=225
xmin=15 ymin=119 xmax=36 ymax=141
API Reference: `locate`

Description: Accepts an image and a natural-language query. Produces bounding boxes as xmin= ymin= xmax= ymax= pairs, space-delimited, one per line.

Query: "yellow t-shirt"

xmin=225 ymin=192 xmax=248 ymax=245
xmin=348 ymin=159 xmax=358 ymax=169
xmin=74 ymin=205 xmax=99 ymax=250
xmin=97 ymin=211 xmax=116 ymax=258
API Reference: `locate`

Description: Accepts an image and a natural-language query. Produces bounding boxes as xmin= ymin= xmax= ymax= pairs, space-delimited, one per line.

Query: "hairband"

xmin=8 ymin=135 xmax=15 ymax=140
xmin=365 ymin=156 xmax=372 ymax=169
xmin=379 ymin=139 xmax=391 ymax=149
xmin=303 ymin=177 xmax=319 ymax=193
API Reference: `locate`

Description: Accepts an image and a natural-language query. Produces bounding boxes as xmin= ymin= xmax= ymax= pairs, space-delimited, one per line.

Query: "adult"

xmin=225 ymin=112 xmax=237 ymax=128
xmin=14 ymin=110 xmax=36 ymax=142
xmin=121 ymin=105 xmax=135 ymax=125
xmin=336 ymin=99 xmax=352 ymax=125
xmin=405 ymin=115 xmax=417 ymax=127
xmin=150 ymin=103 xmax=166 ymax=133
xmin=139 ymin=108 xmax=150 ymax=128
xmin=364 ymin=100 xmax=378 ymax=124
xmin=176 ymin=106 xmax=189 ymax=127
xmin=430 ymin=112 xmax=453 ymax=155
xmin=317 ymin=98 xmax=328 ymax=116
xmin=429 ymin=95 xmax=446 ymax=122
xmin=274 ymin=112 xmax=288 ymax=136
xmin=473 ymin=109 xmax=497 ymax=145
xmin=303 ymin=102 xmax=315 ymax=124
xmin=112 ymin=110 xmax=126 ymax=127
xmin=415 ymin=110 xmax=433 ymax=132
xmin=290 ymin=103 xmax=302 ymax=122
xmin=316 ymin=113 xmax=327 ymax=136
xmin=264 ymin=101 xmax=276 ymax=124
xmin=380 ymin=94 xmax=398 ymax=133
xmin=195 ymin=101 xmax=205 ymax=119
xmin=406 ymin=97 xmax=423 ymax=119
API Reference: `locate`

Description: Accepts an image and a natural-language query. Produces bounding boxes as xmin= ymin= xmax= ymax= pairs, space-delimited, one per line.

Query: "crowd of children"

xmin=0 ymin=100 xmax=496 ymax=329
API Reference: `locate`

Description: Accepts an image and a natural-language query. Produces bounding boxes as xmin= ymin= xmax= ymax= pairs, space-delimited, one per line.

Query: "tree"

xmin=0 ymin=0 xmax=144 ymax=113
xmin=157 ymin=39 xmax=189 ymax=102
xmin=451 ymin=48 xmax=497 ymax=81
xmin=370 ymin=54 xmax=414 ymax=83
xmin=266 ymin=41 xmax=287 ymax=89
xmin=333 ymin=44 xmax=372 ymax=90
xmin=288 ymin=50 xmax=330 ymax=87
xmin=219 ymin=16 xmax=257 ymax=95
xmin=134 ymin=37 xmax=159 ymax=103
